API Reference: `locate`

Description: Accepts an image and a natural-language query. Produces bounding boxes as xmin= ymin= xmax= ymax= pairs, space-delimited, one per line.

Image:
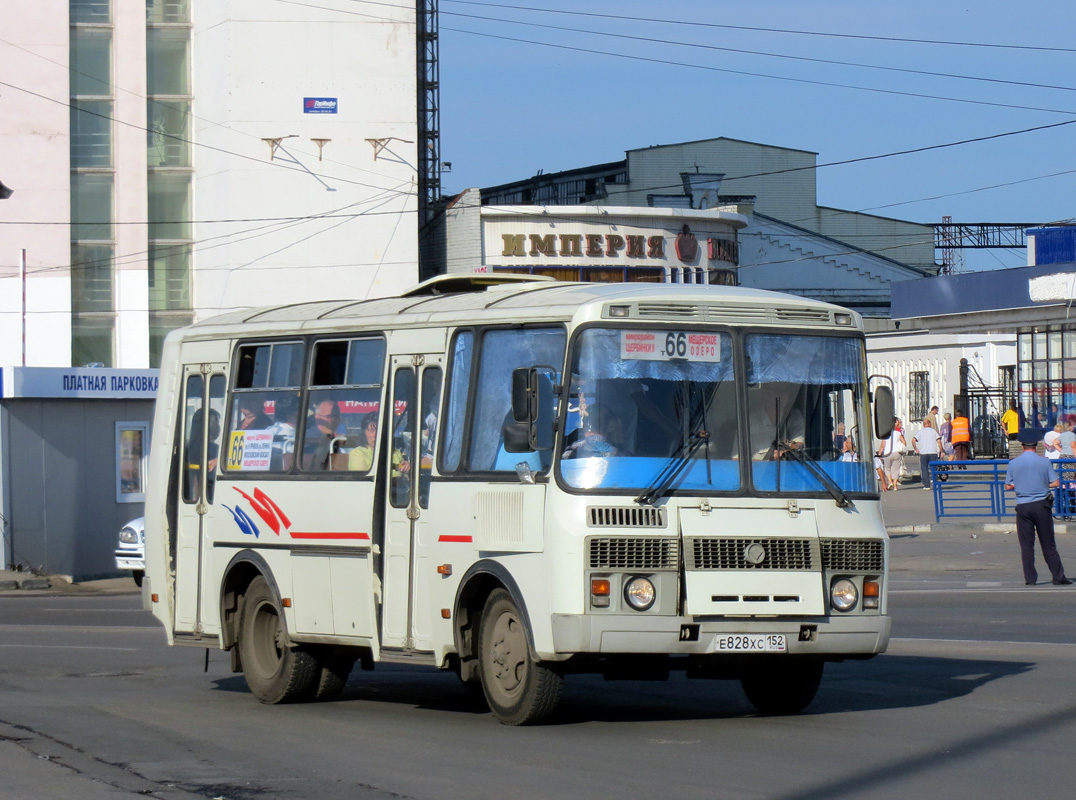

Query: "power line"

xmin=440 ymin=0 xmax=1076 ymax=54
xmin=0 ymin=35 xmax=395 ymax=184
xmin=0 ymin=78 xmax=413 ymax=194
xmin=439 ymin=26 xmax=1076 ymax=116
xmin=429 ymin=4 xmax=1076 ymax=95
xmin=300 ymin=0 xmax=1076 ymax=114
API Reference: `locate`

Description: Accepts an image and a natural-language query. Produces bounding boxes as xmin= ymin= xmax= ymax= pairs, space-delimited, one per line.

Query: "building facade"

xmin=469 ymin=137 xmax=939 ymax=317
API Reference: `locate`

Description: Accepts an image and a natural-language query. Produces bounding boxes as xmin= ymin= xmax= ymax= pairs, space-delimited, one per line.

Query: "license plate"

xmin=713 ymin=634 xmax=787 ymax=653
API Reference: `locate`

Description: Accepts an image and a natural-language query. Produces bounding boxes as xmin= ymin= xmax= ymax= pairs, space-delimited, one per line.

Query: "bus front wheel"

xmin=238 ymin=576 xmax=317 ymax=704
xmin=477 ymin=589 xmax=562 ymax=725
xmin=740 ymin=658 xmax=824 ymax=715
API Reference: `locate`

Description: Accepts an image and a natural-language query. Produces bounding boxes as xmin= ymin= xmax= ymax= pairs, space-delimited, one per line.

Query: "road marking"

xmin=0 ymin=644 xmax=140 ymax=651
xmin=890 ymin=637 xmax=1076 ymax=648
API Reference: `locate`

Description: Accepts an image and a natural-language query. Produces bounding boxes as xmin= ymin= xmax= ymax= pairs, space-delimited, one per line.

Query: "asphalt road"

xmin=1 ymin=530 xmax=1074 ymax=800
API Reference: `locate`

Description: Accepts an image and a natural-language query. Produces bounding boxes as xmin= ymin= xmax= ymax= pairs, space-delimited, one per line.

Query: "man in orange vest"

xmin=951 ymin=409 xmax=971 ymax=461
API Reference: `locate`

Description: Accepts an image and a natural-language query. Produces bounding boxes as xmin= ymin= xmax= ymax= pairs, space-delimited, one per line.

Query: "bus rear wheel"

xmin=238 ymin=576 xmax=317 ymax=704
xmin=307 ymin=650 xmax=355 ymax=702
xmin=740 ymin=658 xmax=824 ymax=715
xmin=477 ymin=589 xmax=562 ymax=725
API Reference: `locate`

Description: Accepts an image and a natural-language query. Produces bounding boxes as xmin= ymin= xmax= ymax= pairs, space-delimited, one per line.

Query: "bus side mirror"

xmin=873 ymin=385 xmax=894 ymax=439
xmin=507 ymin=368 xmax=554 ymax=452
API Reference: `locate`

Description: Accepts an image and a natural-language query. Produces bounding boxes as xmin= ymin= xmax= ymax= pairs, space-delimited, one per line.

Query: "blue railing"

xmin=931 ymin=458 xmax=1076 ymax=521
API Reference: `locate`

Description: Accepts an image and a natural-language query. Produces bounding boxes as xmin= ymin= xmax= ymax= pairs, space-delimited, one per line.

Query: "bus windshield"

xmin=558 ymin=328 xmax=875 ymax=497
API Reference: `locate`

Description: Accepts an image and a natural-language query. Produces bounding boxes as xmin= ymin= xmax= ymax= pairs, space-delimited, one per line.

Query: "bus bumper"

xmin=549 ymin=614 xmax=890 ymax=658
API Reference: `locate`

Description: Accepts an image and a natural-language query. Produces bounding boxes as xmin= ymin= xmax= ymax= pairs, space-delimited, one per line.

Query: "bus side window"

xmin=227 ymin=341 xmax=304 ymax=473
xmin=468 ymin=327 xmax=565 ymax=473
xmin=441 ymin=330 xmax=474 ymax=473
xmin=418 ymin=367 xmax=442 ymax=509
xmin=302 ymin=337 xmax=385 ymax=473
xmin=182 ymin=374 xmax=205 ymax=504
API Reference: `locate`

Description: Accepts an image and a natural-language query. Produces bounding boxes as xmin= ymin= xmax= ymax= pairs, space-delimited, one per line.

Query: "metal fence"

xmin=931 ymin=458 xmax=1076 ymax=521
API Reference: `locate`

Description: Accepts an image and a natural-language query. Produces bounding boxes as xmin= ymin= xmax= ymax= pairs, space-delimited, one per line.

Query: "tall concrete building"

xmin=1 ymin=0 xmax=424 ymax=369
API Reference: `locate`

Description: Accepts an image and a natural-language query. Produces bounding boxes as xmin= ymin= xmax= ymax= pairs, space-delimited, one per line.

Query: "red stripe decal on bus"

xmin=438 ymin=535 xmax=473 ymax=543
xmin=289 ymin=531 xmax=370 ymax=540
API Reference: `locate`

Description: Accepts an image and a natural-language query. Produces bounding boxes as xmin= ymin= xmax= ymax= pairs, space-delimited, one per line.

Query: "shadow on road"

xmin=210 ymin=653 xmax=1031 ymax=724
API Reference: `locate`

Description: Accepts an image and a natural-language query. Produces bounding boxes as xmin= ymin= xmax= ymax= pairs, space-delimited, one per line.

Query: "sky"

xmin=434 ymin=0 xmax=1076 ymax=271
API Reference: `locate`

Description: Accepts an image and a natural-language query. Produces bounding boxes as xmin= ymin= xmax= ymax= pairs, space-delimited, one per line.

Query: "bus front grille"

xmin=688 ymin=537 xmax=816 ymax=570
xmin=588 ymin=537 xmax=679 ymax=570
xmin=587 ymin=506 xmax=667 ymax=528
xmin=820 ymin=538 xmax=884 ymax=572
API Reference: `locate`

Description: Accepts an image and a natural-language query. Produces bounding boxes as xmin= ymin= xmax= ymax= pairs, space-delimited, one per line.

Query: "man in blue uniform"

xmin=1004 ymin=429 xmax=1072 ymax=586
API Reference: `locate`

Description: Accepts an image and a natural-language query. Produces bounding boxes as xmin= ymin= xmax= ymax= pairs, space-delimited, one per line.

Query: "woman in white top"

xmin=877 ymin=421 xmax=906 ymax=491
xmin=1044 ymin=429 xmax=1062 ymax=460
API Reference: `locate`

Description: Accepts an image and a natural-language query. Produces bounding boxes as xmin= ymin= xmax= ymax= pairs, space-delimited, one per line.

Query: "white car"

xmin=115 ymin=517 xmax=145 ymax=586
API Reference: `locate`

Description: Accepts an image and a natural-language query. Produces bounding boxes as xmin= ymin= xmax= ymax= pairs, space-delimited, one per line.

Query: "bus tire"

xmin=477 ymin=589 xmax=561 ymax=725
xmin=238 ymin=576 xmax=317 ymax=704
xmin=741 ymin=658 xmax=824 ymax=715
xmin=309 ymin=651 xmax=354 ymax=702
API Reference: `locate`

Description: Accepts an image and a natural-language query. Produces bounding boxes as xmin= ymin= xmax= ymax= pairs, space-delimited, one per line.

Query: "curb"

xmin=887 ymin=522 xmax=1073 ymax=535
xmin=0 ymin=577 xmax=51 ymax=591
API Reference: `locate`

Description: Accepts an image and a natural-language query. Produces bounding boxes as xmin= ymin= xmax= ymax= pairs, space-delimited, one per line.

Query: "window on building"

xmin=71 ymin=316 xmax=114 ymax=367
xmin=70 ymin=172 xmax=113 ymax=240
xmin=146 ymin=0 xmax=189 ymax=24
xmin=148 ymin=173 xmax=191 ymax=240
xmin=148 ymin=243 xmax=191 ymax=311
xmin=71 ymin=243 xmax=114 ymax=313
xmin=147 ymin=100 xmax=191 ymax=167
xmin=147 ymin=29 xmax=190 ymax=95
xmin=69 ymin=28 xmax=112 ymax=96
xmin=71 ymin=0 xmax=111 ymax=23
xmin=70 ymin=100 xmax=112 ymax=168
xmin=909 ymin=371 xmax=930 ymax=421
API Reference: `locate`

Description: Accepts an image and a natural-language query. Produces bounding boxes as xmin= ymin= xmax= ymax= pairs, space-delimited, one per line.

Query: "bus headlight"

xmin=830 ymin=579 xmax=858 ymax=611
xmin=624 ymin=577 xmax=656 ymax=611
xmin=119 ymin=526 xmax=139 ymax=544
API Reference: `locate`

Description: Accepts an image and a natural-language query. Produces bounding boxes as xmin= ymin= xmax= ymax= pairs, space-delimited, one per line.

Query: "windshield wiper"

xmin=777 ymin=441 xmax=855 ymax=509
xmin=635 ymin=429 xmax=710 ymax=506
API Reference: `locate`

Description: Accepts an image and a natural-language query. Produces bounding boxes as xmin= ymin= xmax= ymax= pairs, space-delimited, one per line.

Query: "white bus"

xmin=143 ymin=276 xmax=894 ymax=725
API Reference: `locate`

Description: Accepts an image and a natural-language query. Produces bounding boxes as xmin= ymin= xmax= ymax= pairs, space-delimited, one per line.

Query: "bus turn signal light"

xmin=437 ymin=564 xmax=452 ymax=576
xmin=863 ymin=580 xmax=880 ymax=609
xmin=591 ymin=578 xmax=611 ymax=608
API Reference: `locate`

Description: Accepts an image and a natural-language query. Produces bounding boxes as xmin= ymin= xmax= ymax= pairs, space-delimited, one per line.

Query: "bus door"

xmin=174 ymin=365 xmax=227 ymax=635
xmin=380 ymin=354 xmax=444 ymax=652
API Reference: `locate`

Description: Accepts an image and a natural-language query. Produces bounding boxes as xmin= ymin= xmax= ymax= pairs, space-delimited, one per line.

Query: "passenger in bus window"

xmin=348 ymin=413 xmax=379 ymax=472
xmin=267 ymin=394 xmax=299 ymax=470
xmin=186 ymin=409 xmax=221 ymax=501
xmin=305 ymin=399 xmax=345 ymax=471
xmin=236 ymin=397 xmax=272 ymax=431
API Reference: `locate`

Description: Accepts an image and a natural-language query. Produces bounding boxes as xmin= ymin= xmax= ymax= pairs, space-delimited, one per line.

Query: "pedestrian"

xmin=1003 ymin=429 xmax=1072 ymax=586
xmin=939 ymin=412 xmax=955 ymax=461
xmin=877 ymin=419 xmax=905 ymax=492
xmin=1044 ymin=428 xmax=1063 ymax=460
xmin=1060 ymin=421 xmax=1076 ymax=459
xmin=913 ymin=417 xmax=942 ymax=490
xmin=874 ymin=451 xmax=887 ymax=490
xmin=927 ymin=405 xmax=940 ymax=433
xmin=951 ymin=409 xmax=971 ymax=462
xmin=1001 ymin=399 xmax=1020 ymax=441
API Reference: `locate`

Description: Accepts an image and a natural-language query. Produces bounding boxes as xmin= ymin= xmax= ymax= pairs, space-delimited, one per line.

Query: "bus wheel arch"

xmin=220 ymin=551 xmax=282 ymax=656
xmin=453 ymin=562 xmax=534 ymax=685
